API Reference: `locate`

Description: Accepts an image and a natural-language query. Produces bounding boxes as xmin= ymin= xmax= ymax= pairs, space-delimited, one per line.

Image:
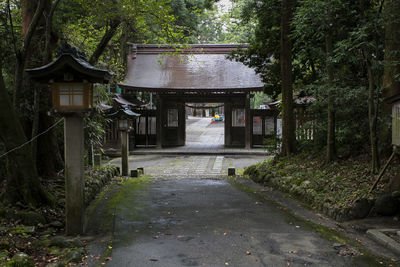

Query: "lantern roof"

xmin=113 ymin=94 xmax=146 ymax=108
xmin=26 ymin=46 xmax=113 ymax=84
xmin=107 ymin=107 xmax=140 ymax=118
xmin=385 ymin=94 xmax=400 ymax=104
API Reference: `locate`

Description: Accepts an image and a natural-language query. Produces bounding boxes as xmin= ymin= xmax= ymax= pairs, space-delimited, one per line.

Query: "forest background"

xmin=0 ymin=0 xmax=400 ymax=207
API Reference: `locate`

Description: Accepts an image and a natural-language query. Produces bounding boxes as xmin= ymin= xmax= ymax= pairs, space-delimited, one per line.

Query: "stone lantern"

xmin=109 ymin=107 xmax=139 ymax=176
xmin=386 ymin=94 xmax=400 ymax=148
xmin=26 ymin=45 xmax=112 ymax=235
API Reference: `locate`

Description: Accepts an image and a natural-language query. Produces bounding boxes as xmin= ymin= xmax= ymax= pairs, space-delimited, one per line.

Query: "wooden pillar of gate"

xmin=225 ymin=102 xmax=232 ymax=147
xmin=156 ymin=95 xmax=163 ymax=149
xmin=245 ymin=93 xmax=251 ymax=149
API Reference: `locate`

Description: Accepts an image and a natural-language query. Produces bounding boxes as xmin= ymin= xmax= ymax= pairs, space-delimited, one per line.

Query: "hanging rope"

xmin=184 ymin=103 xmax=224 ymax=110
xmin=0 ymin=118 xmax=64 ymax=159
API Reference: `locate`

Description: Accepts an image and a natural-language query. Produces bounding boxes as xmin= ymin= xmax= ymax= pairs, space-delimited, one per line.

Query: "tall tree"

xmin=280 ymin=0 xmax=296 ymax=156
xmin=0 ymin=0 xmax=53 ymax=206
xmin=325 ymin=10 xmax=336 ymax=162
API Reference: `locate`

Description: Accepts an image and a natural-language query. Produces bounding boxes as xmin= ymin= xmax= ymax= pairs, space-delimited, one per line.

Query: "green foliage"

xmin=228 ymin=0 xmax=388 ymax=157
xmin=196 ymin=0 xmax=255 ymax=43
xmin=244 ymin=152 xmax=388 ymax=215
xmin=228 ymin=0 xmax=282 ymax=97
xmin=251 ymin=92 xmax=271 ymax=109
xmin=84 ymin=85 xmax=112 ymax=148
xmin=292 ymin=0 xmax=385 ymax=155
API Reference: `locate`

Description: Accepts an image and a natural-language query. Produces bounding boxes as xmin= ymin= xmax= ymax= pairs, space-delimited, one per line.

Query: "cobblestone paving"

xmin=146 ymin=156 xmax=231 ymax=178
xmin=108 ymin=154 xmax=267 ymax=179
xmin=107 ymin=116 xmax=268 ymax=177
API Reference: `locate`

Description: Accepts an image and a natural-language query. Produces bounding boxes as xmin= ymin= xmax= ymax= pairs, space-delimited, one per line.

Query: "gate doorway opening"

xmin=185 ymin=103 xmax=225 ymax=149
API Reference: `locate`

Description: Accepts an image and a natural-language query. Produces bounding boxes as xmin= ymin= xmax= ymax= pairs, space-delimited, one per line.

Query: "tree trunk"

xmin=0 ymin=63 xmax=52 ymax=206
xmin=13 ymin=0 xmax=46 ymax=109
xmin=280 ymin=0 xmax=296 ymax=156
xmin=89 ymin=18 xmax=122 ymax=65
xmin=32 ymin=0 xmax=63 ymax=174
xmin=326 ymin=32 xmax=336 ymax=162
xmin=366 ymin=60 xmax=380 ymax=173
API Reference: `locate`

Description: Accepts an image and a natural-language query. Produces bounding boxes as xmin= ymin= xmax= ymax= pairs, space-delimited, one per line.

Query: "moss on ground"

xmin=85 ymin=175 xmax=151 ymax=234
xmin=107 ymin=175 xmax=151 ymax=211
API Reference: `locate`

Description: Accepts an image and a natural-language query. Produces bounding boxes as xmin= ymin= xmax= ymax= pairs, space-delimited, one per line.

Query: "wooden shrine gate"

xmin=118 ymin=44 xmax=267 ymax=149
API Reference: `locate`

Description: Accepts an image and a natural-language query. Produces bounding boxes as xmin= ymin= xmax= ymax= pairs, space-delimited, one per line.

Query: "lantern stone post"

xmin=121 ymin=130 xmax=129 ymax=176
xmin=64 ymin=115 xmax=85 ymax=234
xmin=118 ymin=118 xmax=131 ymax=176
xmin=109 ymin=108 xmax=139 ymax=176
xmin=26 ymin=46 xmax=112 ymax=235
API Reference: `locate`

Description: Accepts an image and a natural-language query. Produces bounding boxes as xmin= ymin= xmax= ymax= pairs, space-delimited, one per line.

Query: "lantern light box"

xmin=52 ymin=82 xmax=93 ymax=109
xmin=118 ymin=118 xmax=132 ymax=131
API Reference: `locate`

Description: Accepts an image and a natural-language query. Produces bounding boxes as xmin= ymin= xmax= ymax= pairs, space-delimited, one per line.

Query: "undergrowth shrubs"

xmin=244 ymin=152 xmax=396 ymax=219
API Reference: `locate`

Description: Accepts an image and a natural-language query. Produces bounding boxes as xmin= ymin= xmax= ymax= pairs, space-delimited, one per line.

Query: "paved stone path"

xmin=88 ymin=176 xmax=367 ymax=267
xmin=94 ymin=118 xmax=380 ymax=266
xmin=109 ymin=155 xmax=266 ymax=178
xmin=186 ymin=116 xmax=224 ymax=148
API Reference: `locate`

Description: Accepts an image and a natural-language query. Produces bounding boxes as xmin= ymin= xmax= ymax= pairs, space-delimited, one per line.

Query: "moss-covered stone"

xmin=374 ymin=194 xmax=399 ymax=216
xmin=50 ymin=236 xmax=72 ymax=248
xmin=0 ymin=250 xmax=9 ymax=261
xmin=19 ymin=211 xmax=47 ymax=226
xmin=63 ymin=248 xmax=84 ymax=264
xmin=11 ymin=226 xmax=35 ymax=235
xmin=0 ymin=238 xmax=10 ymax=250
xmin=45 ymin=263 xmax=64 ymax=267
xmin=70 ymin=239 xmax=84 ymax=248
xmin=10 ymin=252 xmax=34 ymax=267
xmin=349 ymin=198 xmax=374 ymax=219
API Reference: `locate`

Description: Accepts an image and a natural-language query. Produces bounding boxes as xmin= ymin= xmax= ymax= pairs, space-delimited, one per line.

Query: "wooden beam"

xmin=245 ymin=93 xmax=251 ymax=149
